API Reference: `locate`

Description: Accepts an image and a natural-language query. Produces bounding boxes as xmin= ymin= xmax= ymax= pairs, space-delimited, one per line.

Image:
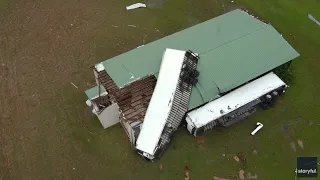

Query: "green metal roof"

xmin=101 ymin=9 xmax=300 ymax=109
xmin=85 ymin=86 xmax=107 ymax=100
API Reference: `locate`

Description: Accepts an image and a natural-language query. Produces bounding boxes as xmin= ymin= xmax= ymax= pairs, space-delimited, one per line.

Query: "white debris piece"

xmin=126 ymin=3 xmax=146 ymax=10
xmin=95 ymin=63 xmax=105 ymax=72
xmin=308 ymin=14 xmax=320 ymax=26
xmin=86 ymin=99 xmax=92 ymax=106
xmin=92 ymin=108 xmax=97 ymax=115
xmin=71 ymin=82 xmax=78 ymax=89
xmin=128 ymin=25 xmax=136 ymax=27
xmin=251 ymin=122 xmax=263 ymax=135
xmin=137 ymin=45 xmax=144 ymax=48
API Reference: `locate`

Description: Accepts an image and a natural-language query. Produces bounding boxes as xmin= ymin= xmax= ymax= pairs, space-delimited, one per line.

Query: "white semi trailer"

xmin=185 ymin=72 xmax=287 ymax=137
xmin=136 ymin=48 xmax=199 ymax=160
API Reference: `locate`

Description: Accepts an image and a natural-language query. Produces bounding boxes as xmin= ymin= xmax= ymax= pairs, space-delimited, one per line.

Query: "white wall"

xmin=93 ymin=69 xmax=99 ymax=86
xmin=97 ymin=103 xmax=120 ymax=129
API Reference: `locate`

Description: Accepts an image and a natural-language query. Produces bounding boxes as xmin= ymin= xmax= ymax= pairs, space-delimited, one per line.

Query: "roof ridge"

xmin=200 ymin=24 xmax=270 ymax=56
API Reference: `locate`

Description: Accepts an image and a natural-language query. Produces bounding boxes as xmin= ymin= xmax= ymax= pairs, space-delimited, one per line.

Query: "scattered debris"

xmin=251 ymin=122 xmax=263 ymax=135
xmin=283 ymin=125 xmax=289 ymax=131
xmin=111 ymin=25 xmax=118 ymax=28
xmin=222 ymin=154 xmax=226 ymax=157
xmin=247 ymin=172 xmax=258 ymax=179
xmin=126 ymin=3 xmax=146 ymax=10
xmin=71 ymin=82 xmax=78 ymax=89
xmin=159 ymin=164 xmax=163 ymax=171
xmin=213 ymin=176 xmax=230 ymax=180
xmin=308 ymin=14 xmax=320 ymax=26
xmin=184 ymin=166 xmax=190 ymax=180
xmin=233 ymin=156 xmax=240 ymax=162
xmin=239 ymin=170 xmax=245 ymax=180
xmin=231 ymin=0 xmax=234 ymax=2
xmin=297 ymin=139 xmax=304 ymax=149
xmin=72 ymin=167 xmax=75 ymax=170
xmin=172 ymin=145 xmax=176 ymax=150
xmin=238 ymin=152 xmax=247 ymax=167
xmin=253 ymin=150 xmax=258 ymax=155
xmin=290 ymin=141 xmax=297 ymax=152
xmin=1 ymin=63 xmax=5 ymax=66
xmin=128 ymin=25 xmax=136 ymax=28
xmin=137 ymin=45 xmax=144 ymax=48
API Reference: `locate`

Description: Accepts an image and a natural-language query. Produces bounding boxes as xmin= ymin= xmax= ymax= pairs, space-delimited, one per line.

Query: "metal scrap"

xmin=308 ymin=14 xmax=320 ymax=26
xmin=71 ymin=82 xmax=78 ymax=89
xmin=126 ymin=3 xmax=146 ymax=10
xmin=297 ymin=139 xmax=304 ymax=149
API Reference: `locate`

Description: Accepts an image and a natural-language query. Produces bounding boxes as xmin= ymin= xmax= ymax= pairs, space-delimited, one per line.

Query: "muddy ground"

xmin=0 ymin=0 xmax=225 ymax=179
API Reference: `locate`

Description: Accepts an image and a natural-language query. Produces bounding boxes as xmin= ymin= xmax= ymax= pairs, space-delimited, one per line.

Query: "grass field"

xmin=0 ymin=0 xmax=319 ymax=179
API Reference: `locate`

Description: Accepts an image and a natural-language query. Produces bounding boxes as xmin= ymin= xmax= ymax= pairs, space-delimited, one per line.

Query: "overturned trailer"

xmin=185 ymin=72 xmax=288 ymax=137
xmin=136 ymin=49 xmax=199 ymax=160
xmin=84 ymin=9 xmax=300 ymax=161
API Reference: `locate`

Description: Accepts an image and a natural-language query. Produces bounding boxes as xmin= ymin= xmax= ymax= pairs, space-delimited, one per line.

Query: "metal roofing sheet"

xmin=101 ymin=9 xmax=300 ymax=110
xmin=85 ymin=86 xmax=107 ymax=100
xmin=102 ymin=9 xmax=267 ymax=88
xmin=198 ymin=25 xmax=300 ymax=93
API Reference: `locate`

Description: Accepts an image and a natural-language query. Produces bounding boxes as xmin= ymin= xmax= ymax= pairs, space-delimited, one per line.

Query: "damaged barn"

xmin=84 ymin=9 xmax=300 ymax=160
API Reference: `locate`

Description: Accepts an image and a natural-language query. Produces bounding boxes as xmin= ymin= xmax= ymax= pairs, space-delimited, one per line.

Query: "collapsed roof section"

xmin=100 ymin=9 xmax=300 ymax=110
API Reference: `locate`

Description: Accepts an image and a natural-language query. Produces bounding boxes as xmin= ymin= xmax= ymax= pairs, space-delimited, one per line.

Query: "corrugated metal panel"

xmin=102 ymin=9 xmax=268 ymax=88
xmin=85 ymin=86 xmax=107 ymax=100
xmin=101 ymin=9 xmax=300 ymax=110
xmin=198 ymin=25 xmax=300 ymax=93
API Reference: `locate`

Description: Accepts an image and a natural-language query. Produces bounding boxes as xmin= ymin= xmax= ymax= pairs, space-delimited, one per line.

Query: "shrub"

xmin=273 ymin=61 xmax=294 ymax=85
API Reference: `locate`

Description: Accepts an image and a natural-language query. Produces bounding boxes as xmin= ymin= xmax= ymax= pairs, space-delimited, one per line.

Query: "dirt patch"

xmin=184 ymin=166 xmax=190 ymax=180
xmin=196 ymin=136 xmax=205 ymax=145
xmin=239 ymin=170 xmax=245 ymax=180
xmin=196 ymin=136 xmax=208 ymax=152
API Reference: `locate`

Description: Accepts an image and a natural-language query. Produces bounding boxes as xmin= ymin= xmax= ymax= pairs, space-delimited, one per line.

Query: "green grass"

xmin=2 ymin=0 xmax=320 ymax=179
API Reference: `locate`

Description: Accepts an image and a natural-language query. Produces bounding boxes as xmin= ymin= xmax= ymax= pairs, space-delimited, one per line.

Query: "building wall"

xmin=97 ymin=103 xmax=120 ymax=129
